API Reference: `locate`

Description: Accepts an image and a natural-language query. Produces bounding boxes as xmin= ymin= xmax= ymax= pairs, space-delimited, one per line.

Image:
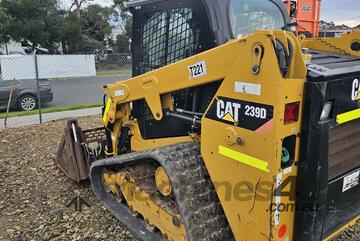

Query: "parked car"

xmin=0 ymin=78 xmax=53 ymax=111
xmin=96 ymin=49 xmax=115 ymax=62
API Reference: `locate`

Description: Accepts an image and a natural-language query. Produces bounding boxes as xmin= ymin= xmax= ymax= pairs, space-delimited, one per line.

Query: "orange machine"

xmin=284 ymin=0 xmax=321 ymax=37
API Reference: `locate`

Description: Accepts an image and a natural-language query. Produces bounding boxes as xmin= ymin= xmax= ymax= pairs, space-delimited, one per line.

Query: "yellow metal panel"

xmin=300 ymin=30 xmax=360 ymax=57
xmin=142 ymin=76 xmax=163 ymax=120
xmin=201 ymin=31 xmax=306 ymax=241
xmin=104 ymin=40 xmax=242 ymax=121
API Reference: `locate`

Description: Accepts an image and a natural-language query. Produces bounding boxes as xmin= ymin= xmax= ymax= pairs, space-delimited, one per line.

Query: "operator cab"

xmin=130 ymin=0 xmax=289 ymax=76
xmin=128 ymin=0 xmax=290 ymax=139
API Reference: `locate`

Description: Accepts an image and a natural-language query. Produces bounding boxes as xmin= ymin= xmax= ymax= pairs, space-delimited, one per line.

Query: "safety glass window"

xmin=229 ymin=0 xmax=286 ymax=38
xmin=140 ymin=8 xmax=200 ymax=74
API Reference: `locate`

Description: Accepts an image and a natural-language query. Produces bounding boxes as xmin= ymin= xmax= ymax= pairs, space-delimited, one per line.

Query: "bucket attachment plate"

xmin=56 ymin=120 xmax=106 ymax=182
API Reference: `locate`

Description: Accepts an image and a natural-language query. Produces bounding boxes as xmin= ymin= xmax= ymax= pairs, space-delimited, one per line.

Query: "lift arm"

xmin=103 ymin=30 xmax=306 ymax=131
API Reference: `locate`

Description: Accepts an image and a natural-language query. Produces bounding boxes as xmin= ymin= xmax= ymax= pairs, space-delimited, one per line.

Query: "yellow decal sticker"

xmin=218 ymin=145 xmax=270 ymax=173
xmin=337 ymin=108 xmax=360 ymax=124
xmin=103 ymin=99 xmax=111 ymax=124
xmin=222 ymin=113 xmax=236 ymax=123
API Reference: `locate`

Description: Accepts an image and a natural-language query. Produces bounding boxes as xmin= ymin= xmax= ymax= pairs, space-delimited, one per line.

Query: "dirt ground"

xmin=0 ymin=116 xmax=359 ymax=241
xmin=0 ymin=117 xmax=136 ymax=241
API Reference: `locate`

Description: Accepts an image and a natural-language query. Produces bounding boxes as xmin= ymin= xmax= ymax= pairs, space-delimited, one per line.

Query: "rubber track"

xmin=90 ymin=142 xmax=235 ymax=241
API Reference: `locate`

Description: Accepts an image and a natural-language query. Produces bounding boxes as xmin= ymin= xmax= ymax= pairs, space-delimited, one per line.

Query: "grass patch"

xmin=0 ymin=103 xmax=102 ymax=119
xmin=96 ymin=71 xmax=131 ymax=77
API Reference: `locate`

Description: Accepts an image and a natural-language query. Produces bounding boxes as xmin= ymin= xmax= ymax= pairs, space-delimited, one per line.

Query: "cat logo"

xmin=352 ymin=79 xmax=360 ymax=101
xmin=216 ymin=99 xmax=241 ymax=123
xmin=206 ymin=96 xmax=274 ymax=131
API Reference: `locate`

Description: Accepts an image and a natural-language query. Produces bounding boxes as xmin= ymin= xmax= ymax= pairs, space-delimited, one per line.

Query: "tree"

xmin=0 ymin=7 xmax=11 ymax=44
xmin=0 ymin=0 xmax=64 ymax=53
xmin=115 ymin=34 xmax=129 ymax=52
xmin=1 ymin=0 xmax=129 ymax=54
xmin=112 ymin=0 xmax=131 ymax=53
xmin=70 ymin=0 xmax=93 ymax=19
xmin=61 ymin=12 xmax=82 ymax=53
xmin=79 ymin=35 xmax=104 ymax=53
xmin=62 ymin=4 xmax=112 ymax=54
xmin=113 ymin=0 xmax=131 ymax=37
xmin=80 ymin=4 xmax=113 ymax=42
xmin=113 ymin=0 xmax=129 ymax=20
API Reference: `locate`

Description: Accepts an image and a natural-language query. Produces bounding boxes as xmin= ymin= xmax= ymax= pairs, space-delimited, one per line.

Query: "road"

xmin=45 ymin=75 xmax=131 ymax=107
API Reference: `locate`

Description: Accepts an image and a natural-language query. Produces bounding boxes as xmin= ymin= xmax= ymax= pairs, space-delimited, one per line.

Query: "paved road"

xmin=45 ymin=75 xmax=131 ymax=107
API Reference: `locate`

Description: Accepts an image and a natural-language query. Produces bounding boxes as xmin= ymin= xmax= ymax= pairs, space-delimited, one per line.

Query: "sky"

xmin=60 ymin=0 xmax=360 ymax=27
xmin=321 ymin=0 xmax=360 ymax=27
xmin=60 ymin=0 xmax=112 ymax=9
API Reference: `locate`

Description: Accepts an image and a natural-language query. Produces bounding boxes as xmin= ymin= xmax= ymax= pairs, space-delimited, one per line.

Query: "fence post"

xmin=34 ymin=54 xmax=43 ymax=124
xmin=4 ymin=78 xmax=17 ymax=127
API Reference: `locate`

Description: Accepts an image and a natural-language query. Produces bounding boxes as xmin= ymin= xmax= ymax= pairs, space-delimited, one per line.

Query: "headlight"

xmin=320 ymin=102 xmax=333 ymax=121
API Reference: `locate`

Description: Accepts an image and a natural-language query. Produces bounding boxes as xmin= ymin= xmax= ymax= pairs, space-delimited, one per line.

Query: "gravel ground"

xmin=0 ymin=116 xmax=359 ymax=241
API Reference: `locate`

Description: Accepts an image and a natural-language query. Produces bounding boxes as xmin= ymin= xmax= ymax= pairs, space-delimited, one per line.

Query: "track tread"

xmin=91 ymin=142 xmax=235 ymax=241
xmin=154 ymin=142 xmax=235 ymax=241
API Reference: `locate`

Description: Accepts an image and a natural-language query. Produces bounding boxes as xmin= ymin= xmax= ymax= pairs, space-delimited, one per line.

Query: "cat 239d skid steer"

xmin=56 ymin=0 xmax=360 ymax=240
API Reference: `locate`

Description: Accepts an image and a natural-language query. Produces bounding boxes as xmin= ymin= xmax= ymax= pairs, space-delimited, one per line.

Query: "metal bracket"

xmin=251 ymin=44 xmax=263 ymax=75
xmin=142 ymin=76 xmax=163 ymax=121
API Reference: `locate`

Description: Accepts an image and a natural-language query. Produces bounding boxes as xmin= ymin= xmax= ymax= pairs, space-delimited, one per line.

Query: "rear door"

xmin=295 ymin=51 xmax=360 ymax=241
xmin=323 ymin=78 xmax=360 ymax=238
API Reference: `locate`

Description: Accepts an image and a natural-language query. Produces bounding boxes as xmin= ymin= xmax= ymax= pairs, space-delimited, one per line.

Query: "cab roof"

xmin=128 ymin=0 xmax=289 ymax=45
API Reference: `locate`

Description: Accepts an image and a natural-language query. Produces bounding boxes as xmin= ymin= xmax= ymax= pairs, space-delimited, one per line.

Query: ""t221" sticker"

xmin=188 ymin=61 xmax=207 ymax=79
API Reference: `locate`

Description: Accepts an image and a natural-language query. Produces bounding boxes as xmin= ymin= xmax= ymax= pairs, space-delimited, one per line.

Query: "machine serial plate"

xmin=343 ymin=170 xmax=360 ymax=192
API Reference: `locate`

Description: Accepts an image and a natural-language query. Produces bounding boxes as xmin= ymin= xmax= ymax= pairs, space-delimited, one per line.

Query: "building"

xmin=0 ymin=40 xmax=25 ymax=55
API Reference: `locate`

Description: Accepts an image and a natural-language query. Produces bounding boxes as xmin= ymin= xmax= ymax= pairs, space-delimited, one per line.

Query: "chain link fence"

xmin=0 ymin=53 xmax=132 ymax=128
xmin=96 ymin=53 xmax=132 ymax=73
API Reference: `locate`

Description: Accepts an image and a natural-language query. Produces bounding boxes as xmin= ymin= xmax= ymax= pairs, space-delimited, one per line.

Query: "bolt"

xmin=236 ymin=137 xmax=243 ymax=145
xmin=252 ymin=65 xmax=260 ymax=75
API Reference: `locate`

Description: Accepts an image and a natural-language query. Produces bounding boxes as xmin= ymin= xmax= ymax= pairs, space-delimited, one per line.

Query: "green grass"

xmin=96 ymin=71 xmax=131 ymax=77
xmin=0 ymin=103 xmax=102 ymax=119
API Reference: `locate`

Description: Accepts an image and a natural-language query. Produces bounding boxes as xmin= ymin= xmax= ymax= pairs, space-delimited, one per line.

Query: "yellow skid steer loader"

xmin=57 ymin=0 xmax=360 ymax=240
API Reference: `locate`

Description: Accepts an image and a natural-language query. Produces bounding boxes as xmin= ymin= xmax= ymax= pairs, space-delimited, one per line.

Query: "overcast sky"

xmin=321 ymin=0 xmax=360 ymax=27
xmin=60 ymin=0 xmax=360 ymax=27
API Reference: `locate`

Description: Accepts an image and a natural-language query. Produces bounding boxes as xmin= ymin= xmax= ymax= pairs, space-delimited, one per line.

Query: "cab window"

xmin=229 ymin=0 xmax=286 ymax=38
xmin=140 ymin=8 xmax=200 ymax=74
